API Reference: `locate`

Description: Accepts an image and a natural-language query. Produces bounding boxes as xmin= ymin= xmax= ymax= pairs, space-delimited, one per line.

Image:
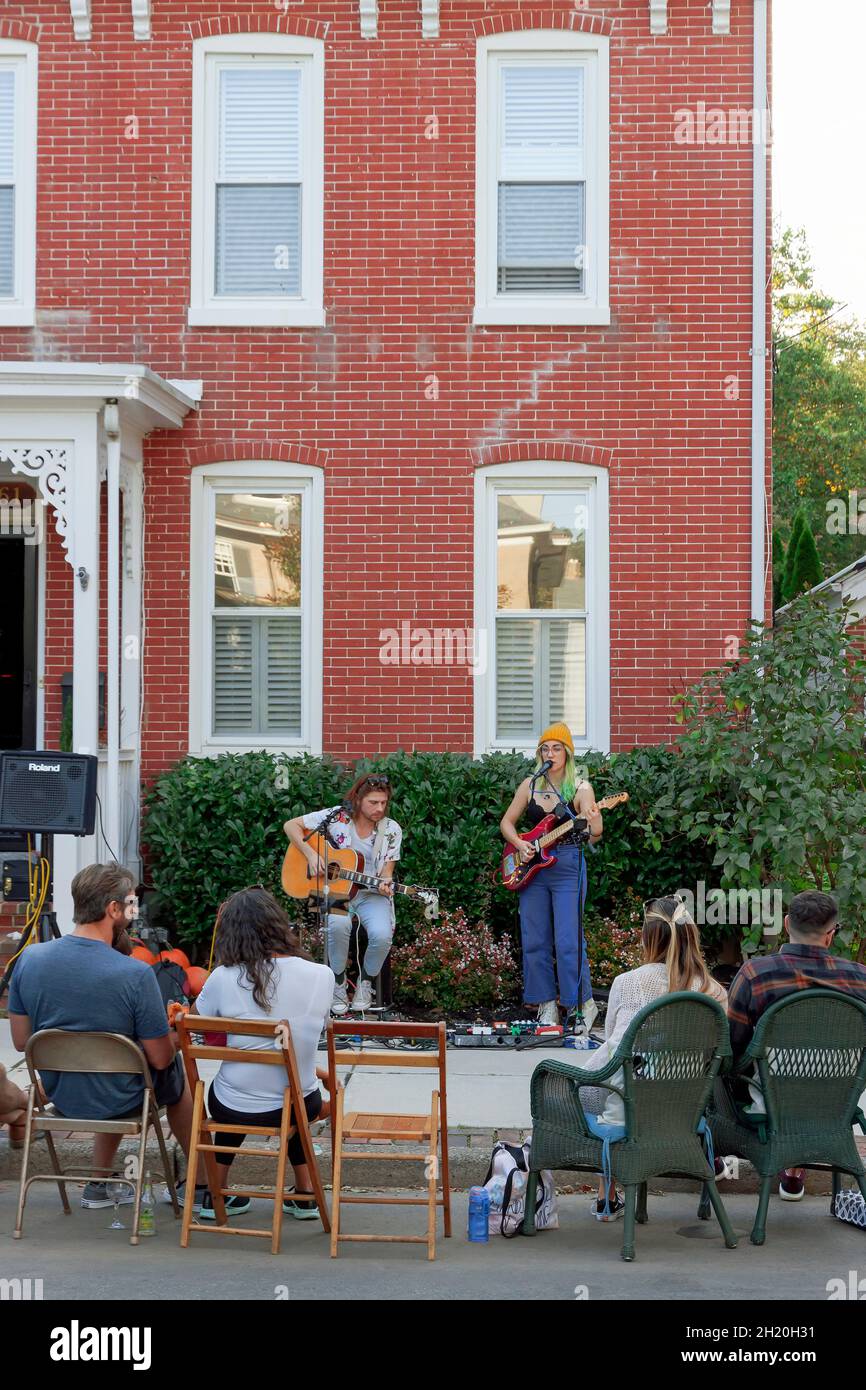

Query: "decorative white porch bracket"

xmin=420 ymin=0 xmax=439 ymax=40
xmin=0 ymin=445 xmax=71 ymax=562
xmin=712 ymin=0 xmax=731 ymax=34
xmin=131 ymin=0 xmax=151 ymax=41
xmin=649 ymin=0 xmax=667 ymax=34
xmin=69 ymin=0 xmax=92 ymax=41
xmin=359 ymin=0 xmax=378 ymax=39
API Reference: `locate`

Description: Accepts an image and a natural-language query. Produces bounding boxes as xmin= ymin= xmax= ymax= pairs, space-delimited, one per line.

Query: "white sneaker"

xmin=582 ymin=998 xmax=599 ymax=1034
xmin=331 ymin=980 xmax=349 ymax=1015
xmin=350 ymin=979 xmax=374 ymax=1012
xmin=537 ymin=1000 xmax=560 ymax=1026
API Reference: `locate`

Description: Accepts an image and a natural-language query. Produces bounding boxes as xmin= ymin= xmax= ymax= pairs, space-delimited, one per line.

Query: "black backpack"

xmin=150 ymin=960 xmax=190 ymax=1011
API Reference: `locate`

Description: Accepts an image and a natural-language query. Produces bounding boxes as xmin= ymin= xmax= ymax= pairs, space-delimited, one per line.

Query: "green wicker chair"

xmin=699 ymin=988 xmax=866 ymax=1246
xmin=521 ymin=992 xmax=738 ymax=1261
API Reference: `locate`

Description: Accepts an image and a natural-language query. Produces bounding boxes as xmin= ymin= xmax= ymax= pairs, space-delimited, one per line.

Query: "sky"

xmin=773 ymin=0 xmax=866 ymax=323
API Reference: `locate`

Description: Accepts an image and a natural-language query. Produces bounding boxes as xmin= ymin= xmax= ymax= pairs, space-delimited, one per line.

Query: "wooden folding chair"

xmin=13 ymin=1029 xmax=181 ymax=1246
xmin=176 ymin=1014 xmax=330 ymax=1255
xmin=327 ymin=1020 xmax=451 ymax=1260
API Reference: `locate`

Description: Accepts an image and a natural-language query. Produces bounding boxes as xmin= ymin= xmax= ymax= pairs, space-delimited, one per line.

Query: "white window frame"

xmin=0 ymin=39 xmax=37 ymax=327
xmin=189 ymin=33 xmax=325 ymax=328
xmin=473 ymin=460 xmax=610 ymax=756
xmin=188 ymin=460 xmax=324 ymax=755
xmin=473 ymin=31 xmax=609 ymax=327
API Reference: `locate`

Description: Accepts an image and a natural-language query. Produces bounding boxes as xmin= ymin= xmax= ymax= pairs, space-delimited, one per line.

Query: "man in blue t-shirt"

xmin=9 ymin=862 xmax=205 ymax=1210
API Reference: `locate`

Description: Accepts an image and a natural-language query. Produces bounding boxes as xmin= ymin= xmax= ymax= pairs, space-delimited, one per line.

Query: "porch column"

xmin=103 ymin=402 xmax=121 ymax=863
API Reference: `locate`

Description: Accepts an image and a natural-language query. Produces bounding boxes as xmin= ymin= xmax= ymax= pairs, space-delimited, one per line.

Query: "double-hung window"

xmin=474 ymin=462 xmax=610 ymax=755
xmin=189 ymin=34 xmax=324 ymax=327
xmin=474 ymin=31 xmax=609 ymax=326
xmin=0 ymin=40 xmax=37 ymax=326
xmin=189 ymin=461 xmax=324 ymax=755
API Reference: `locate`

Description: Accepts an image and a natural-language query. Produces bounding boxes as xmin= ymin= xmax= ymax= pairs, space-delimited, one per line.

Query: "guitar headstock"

xmin=411 ymin=888 xmax=439 ymax=920
xmin=596 ymin=792 xmax=629 ymax=811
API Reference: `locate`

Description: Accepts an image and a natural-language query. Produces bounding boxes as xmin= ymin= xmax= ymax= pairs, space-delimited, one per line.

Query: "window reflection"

xmin=497 ymin=493 xmax=586 ymax=610
xmin=213 ymin=493 xmax=302 ymax=607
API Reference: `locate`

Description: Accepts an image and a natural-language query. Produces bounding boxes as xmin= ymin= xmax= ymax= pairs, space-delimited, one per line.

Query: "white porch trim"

xmin=0 ymin=363 xmax=197 ymax=930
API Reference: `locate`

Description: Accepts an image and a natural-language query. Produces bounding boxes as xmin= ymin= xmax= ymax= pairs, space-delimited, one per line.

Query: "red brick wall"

xmin=2 ymin=0 xmax=773 ymax=776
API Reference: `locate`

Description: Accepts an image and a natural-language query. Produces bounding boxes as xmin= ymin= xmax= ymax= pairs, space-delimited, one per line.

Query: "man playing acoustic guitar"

xmin=284 ymin=774 xmax=402 ymax=1015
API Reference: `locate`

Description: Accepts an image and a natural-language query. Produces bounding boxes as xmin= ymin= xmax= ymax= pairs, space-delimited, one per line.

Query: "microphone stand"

xmin=304 ymin=802 xmax=349 ymax=966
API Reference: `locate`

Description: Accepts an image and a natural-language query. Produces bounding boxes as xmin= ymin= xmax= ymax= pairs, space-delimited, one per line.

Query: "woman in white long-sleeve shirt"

xmin=580 ymin=897 xmax=727 ymax=1221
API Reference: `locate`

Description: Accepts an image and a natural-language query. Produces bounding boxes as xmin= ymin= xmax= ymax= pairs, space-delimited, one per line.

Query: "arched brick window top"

xmin=184 ymin=441 xmax=328 ymax=471
xmin=472 ymin=11 xmax=615 ymax=39
xmin=188 ymin=15 xmax=329 ymax=41
xmin=472 ymin=440 xmax=613 ymax=470
xmin=0 ymin=21 xmax=39 ymax=44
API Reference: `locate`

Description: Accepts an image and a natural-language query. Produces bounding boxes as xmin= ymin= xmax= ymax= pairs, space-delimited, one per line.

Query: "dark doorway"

xmin=0 ymin=536 xmax=37 ymax=750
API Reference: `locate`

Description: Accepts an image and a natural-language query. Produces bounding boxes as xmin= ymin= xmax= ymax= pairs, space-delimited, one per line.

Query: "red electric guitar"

xmin=499 ymin=792 xmax=629 ymax=892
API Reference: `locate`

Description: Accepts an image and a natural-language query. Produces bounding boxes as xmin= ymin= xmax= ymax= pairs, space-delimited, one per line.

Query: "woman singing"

xmin=500 ymin=723 xmax=603 ymax=1030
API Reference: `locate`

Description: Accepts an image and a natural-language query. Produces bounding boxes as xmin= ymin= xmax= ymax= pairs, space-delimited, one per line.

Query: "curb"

xmin=0 ymin=1130 xmax=844 ymax=1198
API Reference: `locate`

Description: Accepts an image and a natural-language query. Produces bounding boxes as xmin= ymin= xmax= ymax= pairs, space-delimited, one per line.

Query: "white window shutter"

xmin=213 ymin=616 xmax=254 ymax=733
xmin=0 ymin=70 xmax=14 ymax=296
xmin=495 ymin=618 xmax=538 ymax=740
xmin=215 ymin=66 xmax=302 ymax=297
xmin=497 ymin=183 xmax=584 ymax=294
xmin=264 ymin=616 xmax=302 ymax=734
xmin=545 ymin=619 xmax=586 ymax=737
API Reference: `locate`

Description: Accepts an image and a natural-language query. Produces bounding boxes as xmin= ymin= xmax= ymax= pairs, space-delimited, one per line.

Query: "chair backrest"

xmin=176 ymin=1013 xmax=302 ymax=1101
xmin=617 ymin=993 xmax=731 ymax=1139
xmin=326 ymin=1020 xmax=447 ymax=1092
xmin=25 ymin=1029 xmax=150 ymax=1081
xmin=748 ymin=988 xmax=866 ymax=1131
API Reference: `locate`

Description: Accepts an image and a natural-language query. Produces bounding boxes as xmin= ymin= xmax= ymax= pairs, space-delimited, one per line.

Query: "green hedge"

xmin=141 ymin=745 xmax=717 ymax=955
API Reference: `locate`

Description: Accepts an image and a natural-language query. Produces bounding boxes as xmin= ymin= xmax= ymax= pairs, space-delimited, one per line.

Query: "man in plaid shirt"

xmin=726 ymin=890 xmax=866 ymax=1200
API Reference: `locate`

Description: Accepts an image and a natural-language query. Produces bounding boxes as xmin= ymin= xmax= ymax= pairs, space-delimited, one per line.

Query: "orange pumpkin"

xmin=131 ymin=945 xmax=157 ymax=964
xmin=159 ymin=947 xmax=191 ymax=972
xmin=184 ymin=966 xmax=209 ymax=998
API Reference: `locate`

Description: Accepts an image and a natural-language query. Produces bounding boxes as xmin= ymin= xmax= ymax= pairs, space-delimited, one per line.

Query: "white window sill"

xmin=0 ymin=302 xmax=36 ymax=327
xmin=193 ymin=740 xmax=315 ymax=758
xmin=473 ymin=301 xmax=611 ymax=328
xmin=188 ymin=302 xmax=325 ymax=328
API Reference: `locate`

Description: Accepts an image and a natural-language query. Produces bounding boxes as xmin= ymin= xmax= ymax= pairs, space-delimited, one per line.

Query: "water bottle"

xmin=467 ymin=1185 xmax=490 ymax=1242
xmin=138 ymin=1173 xmax=156 ymax=1237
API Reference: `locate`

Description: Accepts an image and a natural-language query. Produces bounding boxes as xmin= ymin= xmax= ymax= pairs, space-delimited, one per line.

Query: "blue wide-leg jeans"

xmin=518 ymin=845 xmax=591 ymax=1009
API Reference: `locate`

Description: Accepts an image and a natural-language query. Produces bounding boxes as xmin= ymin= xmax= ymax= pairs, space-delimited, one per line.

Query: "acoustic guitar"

xmin=499 ymin=792 xmax=629 ymax=892
xmin=281 ymin=832 xmax=439 ymax=920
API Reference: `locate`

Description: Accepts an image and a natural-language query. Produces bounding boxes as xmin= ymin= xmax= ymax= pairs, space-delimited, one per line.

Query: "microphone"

xmin=536 ymin=759 xmax=553 ymax=776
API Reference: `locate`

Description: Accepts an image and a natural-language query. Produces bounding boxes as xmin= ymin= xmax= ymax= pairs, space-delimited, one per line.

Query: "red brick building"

xmin=0 ymin=0 xmax=771 ymax=916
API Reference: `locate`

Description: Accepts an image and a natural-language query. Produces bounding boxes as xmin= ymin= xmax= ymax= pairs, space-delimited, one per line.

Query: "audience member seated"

xmin=0 ymin=1062 xmax=31 ymax=1148
xmin=7 ymin=863 xmax=204 ymax=1211
xmin=726 ymin=889 xmax=866 ymax=1202
xmin=579 ymin=896 xmax=727 ymax=1221
xmin=191 ymin=887 xmax=334 ymax=1222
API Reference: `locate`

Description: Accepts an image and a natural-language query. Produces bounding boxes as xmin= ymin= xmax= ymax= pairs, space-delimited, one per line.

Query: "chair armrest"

xmin=531 ymin=1055 xmax=624 ymax=1087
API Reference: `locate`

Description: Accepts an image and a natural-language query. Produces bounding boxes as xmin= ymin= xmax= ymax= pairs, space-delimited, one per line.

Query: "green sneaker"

xmin=283 ymin=1192 xmax=319 ymax=1220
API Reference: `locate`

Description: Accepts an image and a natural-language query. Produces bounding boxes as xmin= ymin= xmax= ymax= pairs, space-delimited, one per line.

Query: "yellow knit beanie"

xmin=537 ymin=723 xmax=574 ymax=756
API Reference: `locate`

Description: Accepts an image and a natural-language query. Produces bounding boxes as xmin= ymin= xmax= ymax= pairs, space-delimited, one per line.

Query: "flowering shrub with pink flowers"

xmin=391 ymin=909 xmax=520 ymax=1011
xmin=585 ymin=917 xmax=645 ymax=988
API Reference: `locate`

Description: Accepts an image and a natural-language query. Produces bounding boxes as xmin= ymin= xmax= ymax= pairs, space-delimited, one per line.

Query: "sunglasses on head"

xmin=362 ymin=776 xmax=391 ymax=790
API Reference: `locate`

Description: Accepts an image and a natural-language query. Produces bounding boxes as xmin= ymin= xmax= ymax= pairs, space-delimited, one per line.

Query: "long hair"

xmin=642 ymin=896 xmax=725 ymax=1001
xmin=532 ymin=748 xmax=579 ymax=803
xmin=214 ymin=888 xmax=310 ymax=1011
xmin=345 ymin=771 xmax=393 ymax=820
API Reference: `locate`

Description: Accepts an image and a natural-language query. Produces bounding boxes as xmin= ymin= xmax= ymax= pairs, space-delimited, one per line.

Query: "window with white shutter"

xmin=0 ymin=41 xmax=37 ymax=326
xmin=189 ymin=462 xmax=324 ymax=755
xmin=474 ymin=463 xmax=609 ymax=755
xmin=474 ymin=32 xmax=609 ymax=327
xmin=189 ymin=35 xmax=324 ymax=327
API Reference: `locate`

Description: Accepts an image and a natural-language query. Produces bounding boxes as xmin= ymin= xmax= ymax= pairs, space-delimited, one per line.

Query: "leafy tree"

xmin=781 ymin=508 xmax=822 ymax=602
xmin=772 ymin=529 xmax=786 ymax=611
xmin=773 ymin=228 xmax=866 ymax=579
xmin=662 ymin=596 xmax=866 ymax=960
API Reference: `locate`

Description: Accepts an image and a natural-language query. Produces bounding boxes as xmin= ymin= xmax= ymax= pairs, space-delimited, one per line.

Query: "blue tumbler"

xmin=467 ymin=1185 xmax=490 ymax=1242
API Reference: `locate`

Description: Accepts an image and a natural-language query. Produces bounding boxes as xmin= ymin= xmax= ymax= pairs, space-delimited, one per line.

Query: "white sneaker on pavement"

xmin=582 ymin=998 xmax=599 ymax=1034
xmin=331 ymin=980 xmax=349 ymax=1015
xmin=350 ymin=979 xmax=374 ymax=1012
xmin=537 ymin=1000 xmax=560 ymax=1026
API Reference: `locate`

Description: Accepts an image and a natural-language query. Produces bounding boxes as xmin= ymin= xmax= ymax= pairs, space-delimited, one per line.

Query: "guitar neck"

xmin=342 ymin=868 xmax=416 ymax=898
xmin=537 ymin=817 xmax=586 ymax=850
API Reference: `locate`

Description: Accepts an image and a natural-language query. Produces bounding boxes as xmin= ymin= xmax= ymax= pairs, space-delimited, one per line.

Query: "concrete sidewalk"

xmin=1 ymin=1186 xmax=863 ymax=1301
